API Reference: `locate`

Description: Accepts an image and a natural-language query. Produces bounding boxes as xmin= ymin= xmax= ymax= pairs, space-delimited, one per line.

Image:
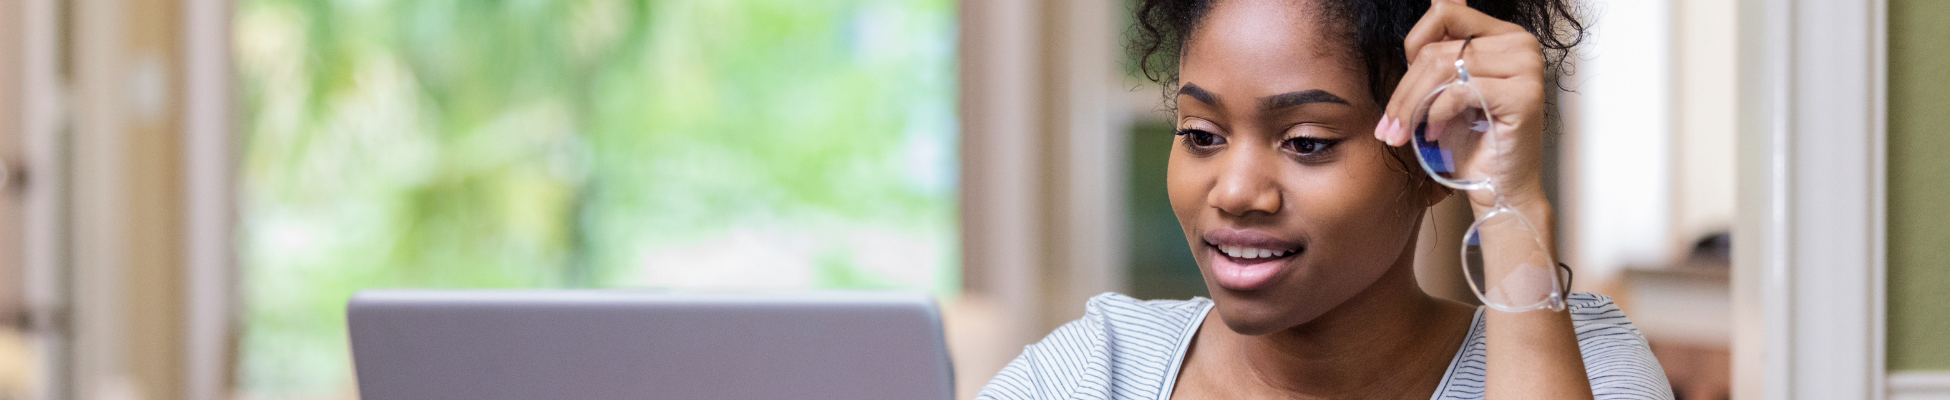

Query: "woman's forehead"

xmin=1178 ymin=0 xmax=1365 ymax=105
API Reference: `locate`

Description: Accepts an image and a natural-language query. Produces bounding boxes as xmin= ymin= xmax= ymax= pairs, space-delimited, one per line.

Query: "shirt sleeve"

xmin=974 ymin=348 xmax=1043 ymax=400
xmin=1569 ymin=293 xmax=1677 ymax=400
xmin=974 ymin=297 xmax=1119 ymax=400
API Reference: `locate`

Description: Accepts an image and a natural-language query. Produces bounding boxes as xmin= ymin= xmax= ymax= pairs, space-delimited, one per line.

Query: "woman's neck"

xmin=1190 ymin=263 xmax=1476 ymax=399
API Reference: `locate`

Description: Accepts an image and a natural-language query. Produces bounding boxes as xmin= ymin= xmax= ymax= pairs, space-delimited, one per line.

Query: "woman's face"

xmin=1170 ymin=0 xmax=1436 ymax=335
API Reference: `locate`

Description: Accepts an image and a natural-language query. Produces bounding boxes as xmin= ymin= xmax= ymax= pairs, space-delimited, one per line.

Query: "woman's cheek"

xmin=1296 ymin=165 xmax=1412 ymax=262
xmin=1164 ymin=153 xmax=1218 ymax=256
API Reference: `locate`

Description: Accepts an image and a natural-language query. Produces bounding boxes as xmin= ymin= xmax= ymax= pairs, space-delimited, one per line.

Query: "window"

xmin=234 ymin=0 xmax=957 ymax=397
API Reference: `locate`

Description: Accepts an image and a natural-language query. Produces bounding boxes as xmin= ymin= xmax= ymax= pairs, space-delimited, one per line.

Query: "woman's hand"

xmin=1374 ymin=2 xmax=1594 ymax=400
xmin=1373 ymin=0 xmax=1550 ymax=215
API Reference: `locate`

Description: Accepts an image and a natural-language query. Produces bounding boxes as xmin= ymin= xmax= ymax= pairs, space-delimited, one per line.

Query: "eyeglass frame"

xmin=1405 ymin=36 xmax=1574 ymax=313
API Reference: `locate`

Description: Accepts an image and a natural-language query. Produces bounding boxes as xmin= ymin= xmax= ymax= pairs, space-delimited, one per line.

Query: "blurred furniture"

xmin=0 ymin=329 xmax=25 ymax=400
xmin=1613 ymin=234 xmax=1731 ymax=400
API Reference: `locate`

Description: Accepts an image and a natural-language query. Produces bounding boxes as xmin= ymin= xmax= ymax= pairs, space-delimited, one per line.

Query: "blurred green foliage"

xmin=235 ymin=0 xmax=957 ymax=396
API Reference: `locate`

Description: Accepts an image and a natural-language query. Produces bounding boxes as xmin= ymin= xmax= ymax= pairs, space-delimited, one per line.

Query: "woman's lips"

xmin=1202 ymin=229 xmax=1304 ymax=291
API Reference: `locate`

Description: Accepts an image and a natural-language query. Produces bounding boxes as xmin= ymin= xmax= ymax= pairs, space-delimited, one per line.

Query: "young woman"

xmin=975 ymin=0 xmax=1671 ymax=399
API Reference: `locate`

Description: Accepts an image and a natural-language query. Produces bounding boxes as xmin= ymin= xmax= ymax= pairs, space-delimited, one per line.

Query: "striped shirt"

xmin=976 ymin=292 xmax=1674 ymax=400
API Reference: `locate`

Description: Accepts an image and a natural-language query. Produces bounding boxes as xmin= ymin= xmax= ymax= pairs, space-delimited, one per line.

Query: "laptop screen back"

xmin=347 ymin=290 xmax=953 ymax=400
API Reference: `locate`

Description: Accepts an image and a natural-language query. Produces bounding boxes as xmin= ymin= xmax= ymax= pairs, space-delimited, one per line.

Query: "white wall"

xmin=1563 ymin=0 xmax=1737 ymax=284
xmin=1564 ymin=0 xmax=1675 ymax=284
xmin=1673 ymin=0 xmax=1739 ymax=254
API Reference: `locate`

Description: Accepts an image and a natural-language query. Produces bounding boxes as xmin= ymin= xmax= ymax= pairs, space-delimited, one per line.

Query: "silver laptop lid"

xmin=347 ymin=290 xmax=953 ymax=400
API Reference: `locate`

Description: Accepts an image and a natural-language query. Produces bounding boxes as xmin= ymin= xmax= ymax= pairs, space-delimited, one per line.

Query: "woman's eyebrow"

xmin=1260 ymin=89 xmax=1349 ymax=110
xmin=1178 ymin=83 xmax=1221 ymax=106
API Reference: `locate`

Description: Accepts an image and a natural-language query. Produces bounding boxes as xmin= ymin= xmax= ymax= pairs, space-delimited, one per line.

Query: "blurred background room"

xmin=0 ymin=0 xmax=1943 ymax=399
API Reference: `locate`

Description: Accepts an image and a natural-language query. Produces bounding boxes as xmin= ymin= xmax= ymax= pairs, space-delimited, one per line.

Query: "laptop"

xmin=347 ymin=290 xmax=954 ymax=400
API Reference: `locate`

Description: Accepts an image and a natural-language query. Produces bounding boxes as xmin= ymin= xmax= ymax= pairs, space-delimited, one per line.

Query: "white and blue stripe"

xmin=977 ymin=292 xmax=1674 ymax=400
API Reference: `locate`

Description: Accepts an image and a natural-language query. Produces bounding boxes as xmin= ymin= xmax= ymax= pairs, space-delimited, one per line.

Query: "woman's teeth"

xmin=1219 ymin=246 xmax=1291 ymax=259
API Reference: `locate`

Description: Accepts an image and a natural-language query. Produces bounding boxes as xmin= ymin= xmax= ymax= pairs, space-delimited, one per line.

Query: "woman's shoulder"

xmin=1565 ymin=293 xmax=1675 ymax=399
xmin=1435 ymin=293 xmax=1673 ymax=400
xmin=974 ymin=293 xmax=1212 ymax=400
xmin=1566 ymin=293 xmax=1641 ymax=330
xmin=1564 ymin=293 xmax=1659 ymax=350
xmin=1034 ymin=292 xmax=1212 ymax=368
xmin=1082 ymin=292 xmax=1214 ymax=324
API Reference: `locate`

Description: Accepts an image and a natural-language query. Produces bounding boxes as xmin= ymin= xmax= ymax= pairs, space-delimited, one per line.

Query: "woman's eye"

xmin=1175 ymin=129 xmax=1225 ymax=148
xmin=1283 ymin=137 xmax=1339 ymax=155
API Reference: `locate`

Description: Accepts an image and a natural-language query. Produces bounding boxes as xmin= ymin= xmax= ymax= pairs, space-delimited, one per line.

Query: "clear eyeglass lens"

xmin=1410 ymin=82 xmax=1494 ymax=190
xmin=1461 ymin=209 xmax=1561 ymax=311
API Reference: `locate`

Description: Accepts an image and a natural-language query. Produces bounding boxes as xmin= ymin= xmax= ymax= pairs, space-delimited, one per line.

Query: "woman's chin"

xmin=1210 ymin=303 xmax=1301 ymax=336
xmin=1202 ymin=276 xmax=1341 ymax=337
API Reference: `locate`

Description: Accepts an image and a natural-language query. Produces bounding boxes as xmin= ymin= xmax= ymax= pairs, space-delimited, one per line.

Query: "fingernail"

xmin=1379 ymin=116 xmax=1396 ymax=144
xmin=1382 ymin=116 xmax=1399 ymax=142
xmin=1374 ymin=117 xmax=1389 ymax=140
xmin=1389 ymin=118 xmax=1406 ymax=146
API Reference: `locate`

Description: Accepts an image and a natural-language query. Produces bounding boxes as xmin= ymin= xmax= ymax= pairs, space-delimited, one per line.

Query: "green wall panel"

xmin=1887 ymin=0 xmax=1950 ymax=371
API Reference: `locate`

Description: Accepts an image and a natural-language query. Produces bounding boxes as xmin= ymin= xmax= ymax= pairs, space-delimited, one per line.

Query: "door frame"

xmin=182 ymin=0 xmax=236 ymax=399
xmin=1732 ymin=0 xmax=1889 ymax=398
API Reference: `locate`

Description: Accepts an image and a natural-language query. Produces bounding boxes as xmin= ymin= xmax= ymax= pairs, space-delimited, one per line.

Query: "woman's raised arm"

xmin=1375 ymin=1 xmax=1594 ymax=399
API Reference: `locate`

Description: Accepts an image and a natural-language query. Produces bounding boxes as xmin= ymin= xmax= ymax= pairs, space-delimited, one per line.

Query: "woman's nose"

xmin=1207 ymin=148 xmax=1283 ymax=217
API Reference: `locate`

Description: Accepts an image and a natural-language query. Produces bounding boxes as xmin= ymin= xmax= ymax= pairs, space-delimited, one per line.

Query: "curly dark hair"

xmin=1128 ymin=0 xmax=1588 ymax=109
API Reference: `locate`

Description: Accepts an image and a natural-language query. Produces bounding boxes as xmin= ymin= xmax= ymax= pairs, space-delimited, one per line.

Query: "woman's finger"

xmin=1465 ymin=75 xmax=1547 ymax=135
xmin=1421 ymin=83 xmax=1480 ymax=142
xmin=1383 ymin=39 xmax=1467 ymax=145
xmin=1423 ymin=76 xmax=1545 ymax=144
xmin=1383 ymin=37 xmax=1541 ymax=145
xmin=1402 ymin=1 xmax=1528 ymax=64
xmin=1431 ymin=34 xmax=1543 ymax=78
xmin=1380 ymin=1 xmax=1545 ymax=147
xmin=1456 ymin=76 xmax=1548 ymax=189
xmin=1388 ymin=74 xmax=1545 ymax=182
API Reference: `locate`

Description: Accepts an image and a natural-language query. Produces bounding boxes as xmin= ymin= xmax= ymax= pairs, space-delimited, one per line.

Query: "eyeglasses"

xmin=1406 ymin=37 xmax=1572 ymax=312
